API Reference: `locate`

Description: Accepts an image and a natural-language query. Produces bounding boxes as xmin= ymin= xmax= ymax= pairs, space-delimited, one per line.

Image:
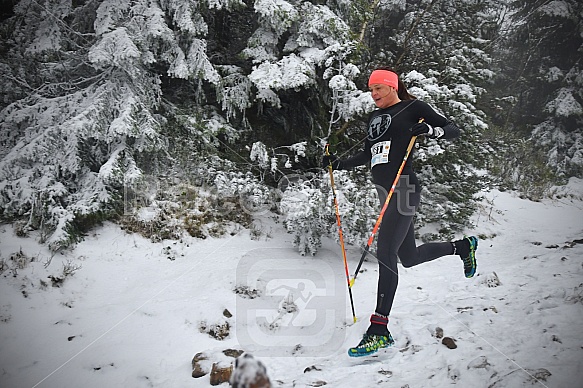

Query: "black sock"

xmin=366 ymin=313 xmax=390 ymax=336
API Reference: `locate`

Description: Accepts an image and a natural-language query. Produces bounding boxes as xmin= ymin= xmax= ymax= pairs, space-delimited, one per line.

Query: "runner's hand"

xmin=322 ymin=154 xmax=344 ymax=170
xmin=410 ymin=122 xmax=444 ymax=138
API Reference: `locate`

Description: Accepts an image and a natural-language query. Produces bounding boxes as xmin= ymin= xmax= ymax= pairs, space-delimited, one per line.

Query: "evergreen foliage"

xmin=483 ymin=0 xmax=583 ymax=196
xmin=0 ymin=0 xmax=580 ymax=253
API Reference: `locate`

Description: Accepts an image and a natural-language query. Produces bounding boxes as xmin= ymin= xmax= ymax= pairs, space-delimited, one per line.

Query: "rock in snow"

xmin=192 ymin=350 xmax=271 ymax=387
xmin=230 ymin=353 xmax=271 ymax=388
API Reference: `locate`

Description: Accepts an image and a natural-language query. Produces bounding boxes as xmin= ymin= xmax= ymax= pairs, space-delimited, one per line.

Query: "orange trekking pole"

xmin=325 ymin=144 xmax=357 ymax=323
xmin=350 ymin=119 xmax=423 ymax=287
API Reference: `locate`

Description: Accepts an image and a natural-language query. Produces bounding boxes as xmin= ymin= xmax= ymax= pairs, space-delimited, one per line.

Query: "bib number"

xmin=371 ymin=141 xmax=391 ymax=168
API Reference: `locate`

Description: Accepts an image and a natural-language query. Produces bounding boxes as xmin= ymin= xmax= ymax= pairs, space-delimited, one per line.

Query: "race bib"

xmin=371 ymin=141 xmax=391 ymax=168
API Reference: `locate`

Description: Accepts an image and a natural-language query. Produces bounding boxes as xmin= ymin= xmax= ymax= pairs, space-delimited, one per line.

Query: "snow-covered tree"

xmin=1 ymin=0 xmax=577 ymax=255
xmin=0 ymin=0 xmax=237 ymax=250
xmin=279 ymin=174 xmax=327 ymax=256
xmin=319 ymin=0 xmax=498 ymax=241
xmin=244 ymin=0 xmax=360 ymax=138
xmin=486 ymin=0 xmax=583 ymax=195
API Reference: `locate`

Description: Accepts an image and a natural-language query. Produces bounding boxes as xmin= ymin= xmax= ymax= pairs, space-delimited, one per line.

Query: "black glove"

xmin=409 ymin=122 xmax=444 ymax=138
xmin=322 ymin=154 xmax=344 ymax=170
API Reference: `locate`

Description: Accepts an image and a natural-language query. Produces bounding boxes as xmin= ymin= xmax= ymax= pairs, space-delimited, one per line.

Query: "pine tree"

xmin=323 ymin=0 xmax=498 ymax=241
xmin=0 ymin=0 xmax=231 ymax=250
xmin=2 ymin=0 xmax=575 ymax=255
xmin=238 ymin=0 xmax=367 ymax=253
xmin=486 ymin=0 xmax=583 ymax=195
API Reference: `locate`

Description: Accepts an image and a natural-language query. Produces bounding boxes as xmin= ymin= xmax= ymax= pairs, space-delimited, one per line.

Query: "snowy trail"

xmin=257 ymin=190 xmax=583 ymax=387
xmin=1 ymin=189 xmax=582 ymax=387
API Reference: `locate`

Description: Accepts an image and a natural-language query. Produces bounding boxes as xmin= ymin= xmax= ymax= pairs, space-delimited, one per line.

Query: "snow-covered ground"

xmin=1 ymin=182 xmax=583 ymax=388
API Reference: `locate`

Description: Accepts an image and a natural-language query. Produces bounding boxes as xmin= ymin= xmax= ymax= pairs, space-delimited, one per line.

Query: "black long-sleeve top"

xmin=341 ymin=99 xmax=461 ymax=192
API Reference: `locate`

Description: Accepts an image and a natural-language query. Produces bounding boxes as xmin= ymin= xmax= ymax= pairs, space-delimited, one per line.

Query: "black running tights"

xmin=374 ymin=180 xmax=454 ymax=317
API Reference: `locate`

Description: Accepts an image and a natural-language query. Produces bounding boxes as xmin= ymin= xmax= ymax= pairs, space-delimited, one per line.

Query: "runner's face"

xmin=369 ymin=84 xmax=395 ymax=109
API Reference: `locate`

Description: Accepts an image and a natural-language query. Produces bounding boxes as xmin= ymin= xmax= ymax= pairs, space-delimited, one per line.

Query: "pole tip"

xmin=349 ymin=278 xmax=355 ymax=288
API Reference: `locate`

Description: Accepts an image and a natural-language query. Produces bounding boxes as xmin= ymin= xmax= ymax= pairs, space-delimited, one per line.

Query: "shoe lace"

xmin=462 ymin=238 xmax=475 ymax=268
xmin=358 ymin=334 xmax=383 ymax=348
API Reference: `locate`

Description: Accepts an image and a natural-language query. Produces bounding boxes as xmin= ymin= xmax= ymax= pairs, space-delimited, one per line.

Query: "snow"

xmin=539 ymin=1 xmax=572 ymax=18
xmin=545 ymin=88 xmax=583 ymax=117
xmin=250 ymin=142 xmax=270 ymax=169
xmin=1 ymin=188 xmax=583 ymax=387
xmin=88 ymin=28 xmax=141 ymax=68
xmin=254 ymin=0 xmax=298 ymax=34
xmin=249 ymin=55 xmax=316 ymax=91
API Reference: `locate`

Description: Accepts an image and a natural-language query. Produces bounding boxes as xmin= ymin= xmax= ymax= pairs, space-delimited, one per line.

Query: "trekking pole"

xmin=349 ymin=119 xmax=424 ymax=287
xmin=325 ymin=144 xmax=357 ymax=323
